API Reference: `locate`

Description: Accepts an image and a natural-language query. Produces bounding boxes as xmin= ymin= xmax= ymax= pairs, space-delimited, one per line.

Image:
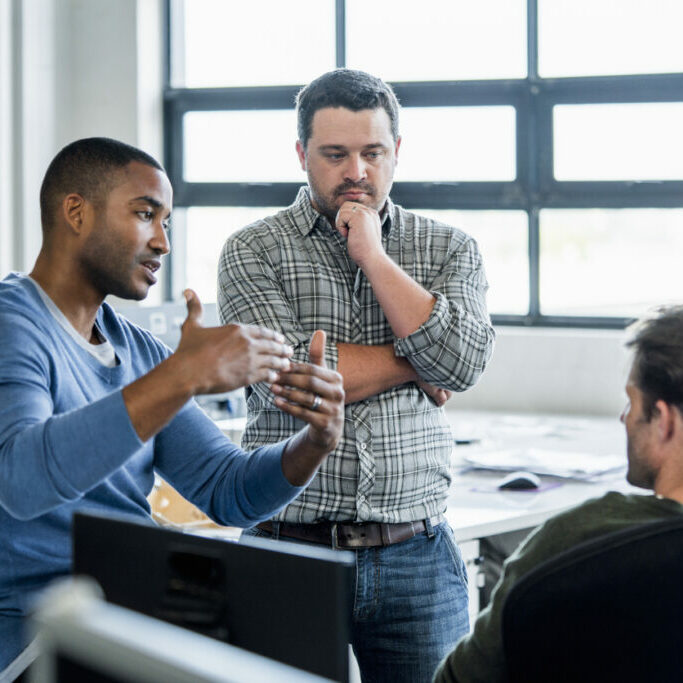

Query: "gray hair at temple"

xmin=295 ymin=69 xmax=400 ymax=148
xmin=40 ymin=137 xmax=164 ymax=236
xmin=625 ymin=305 xmax=683 ymax=420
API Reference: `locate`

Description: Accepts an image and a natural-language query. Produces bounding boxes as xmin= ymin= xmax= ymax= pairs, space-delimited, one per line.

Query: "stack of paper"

xmin=461 ymin=448 xmax=625 ymax=481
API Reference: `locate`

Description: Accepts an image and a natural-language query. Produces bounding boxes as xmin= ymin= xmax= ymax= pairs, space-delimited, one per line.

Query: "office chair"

xmin=502 ymin=517 xmax=683 ymax=683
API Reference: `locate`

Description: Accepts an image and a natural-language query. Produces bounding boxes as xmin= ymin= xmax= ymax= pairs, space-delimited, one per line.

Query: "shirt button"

xmin=359 ymin=443 xmax=367 ymax=451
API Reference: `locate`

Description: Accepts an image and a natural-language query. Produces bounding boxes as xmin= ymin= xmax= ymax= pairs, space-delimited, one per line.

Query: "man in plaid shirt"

xmin=218 ymin=69 xmax=495 ymax=683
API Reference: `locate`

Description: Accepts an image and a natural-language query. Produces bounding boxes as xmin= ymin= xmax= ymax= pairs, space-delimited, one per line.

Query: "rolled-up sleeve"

xmin=394 ymin=236 xmax=495 ymax=391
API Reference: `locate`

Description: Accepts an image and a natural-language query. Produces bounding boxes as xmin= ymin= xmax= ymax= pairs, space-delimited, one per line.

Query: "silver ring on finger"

xmin=311 ymin=394 xmax=322 ymax=411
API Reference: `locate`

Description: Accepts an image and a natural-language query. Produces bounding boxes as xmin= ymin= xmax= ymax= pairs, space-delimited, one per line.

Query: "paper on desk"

xmin=462 ymin=448 xmax=625 ymax=480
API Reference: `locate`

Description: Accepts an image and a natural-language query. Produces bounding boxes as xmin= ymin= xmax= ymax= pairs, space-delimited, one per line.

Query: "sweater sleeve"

xmin=0 ymin=313 xmax=143 ymax=520
xmin=153 ymin=401 xmax=305 ymax=528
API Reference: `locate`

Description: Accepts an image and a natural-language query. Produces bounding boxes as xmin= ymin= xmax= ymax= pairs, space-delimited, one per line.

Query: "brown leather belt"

xmin=256 ymin=519 xmax=434 ymax=549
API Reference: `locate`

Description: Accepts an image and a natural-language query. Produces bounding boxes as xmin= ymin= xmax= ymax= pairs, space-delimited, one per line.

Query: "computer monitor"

xmin=30 ymin=577 xmax=329 ymax=683
xmin=72 ymin=512 xmax=353 ymax=682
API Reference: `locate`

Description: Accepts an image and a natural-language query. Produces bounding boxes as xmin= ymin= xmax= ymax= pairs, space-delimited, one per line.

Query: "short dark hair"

xmin=626 ymin=305 xmax=683 ymax=419
xmin=39 ymin=137 xmax=164 ymax=234
xmin=295 ymin=69 xmax=400 ymax=148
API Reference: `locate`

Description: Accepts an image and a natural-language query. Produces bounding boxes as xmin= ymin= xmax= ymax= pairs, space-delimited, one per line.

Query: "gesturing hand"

xmin=175 ymin=289 xmax=293 ymax=395
xmin=271 ymin=330 xmax=345 ymax=455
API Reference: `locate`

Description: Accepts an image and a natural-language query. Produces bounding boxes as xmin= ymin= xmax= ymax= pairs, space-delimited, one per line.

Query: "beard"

xmin=308 ymin=179 xmax=380 ymax=223
xmin=80 ymin=230 xmax=150 ymax=301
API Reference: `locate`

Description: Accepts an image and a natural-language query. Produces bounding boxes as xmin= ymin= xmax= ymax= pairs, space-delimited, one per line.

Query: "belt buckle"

xmin=331 ymin=522 xmax=338 ymax=550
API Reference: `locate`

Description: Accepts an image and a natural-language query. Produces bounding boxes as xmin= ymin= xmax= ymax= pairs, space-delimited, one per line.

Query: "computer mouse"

xmin=497 ymin=471 xmax=541 ymax=490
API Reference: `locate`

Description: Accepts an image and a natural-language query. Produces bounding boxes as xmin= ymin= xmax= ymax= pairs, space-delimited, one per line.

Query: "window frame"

xmin=163 ymin=0 xmax=683 ymax=328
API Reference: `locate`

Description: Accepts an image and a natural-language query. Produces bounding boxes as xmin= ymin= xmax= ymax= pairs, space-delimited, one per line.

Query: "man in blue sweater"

xmin=0 ymin=137 xmax=345 ymax=681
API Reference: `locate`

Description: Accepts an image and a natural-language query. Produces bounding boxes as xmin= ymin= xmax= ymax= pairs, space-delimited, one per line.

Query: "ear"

xmin=394 ymin=136 xmax=402 ymax=163
xmin=654 ymin=400 xmax=676 ymax=443
xmin=296 ymin=140 xmax=307 ymax=171
xmin=62 ymin=193 xmax=88 ymax=235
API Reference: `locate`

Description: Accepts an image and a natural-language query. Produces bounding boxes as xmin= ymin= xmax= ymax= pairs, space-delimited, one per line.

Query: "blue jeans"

xmin=244 ymin=520 xmax=469 ymax=683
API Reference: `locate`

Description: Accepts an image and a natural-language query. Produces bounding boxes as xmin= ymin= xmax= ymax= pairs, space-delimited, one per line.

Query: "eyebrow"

xmin=130 ymin=195 xmax=172 ymax=220
xmin=318 ymin=143 xmax=388 ymax=151
xmin=130 ymin=195 xmax=163 ymax=208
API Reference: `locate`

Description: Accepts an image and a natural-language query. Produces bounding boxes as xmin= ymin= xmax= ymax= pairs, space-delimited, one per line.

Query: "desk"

xmin=444 ymin=410 xmax=636 ymax=543
xmin=442 ymin=410 xmax=637 ymax=619
xmin=158 ymin=411 xmax=636 ymax=543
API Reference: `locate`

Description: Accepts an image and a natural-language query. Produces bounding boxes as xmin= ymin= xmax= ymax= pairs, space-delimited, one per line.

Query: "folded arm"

xmin=218 ymin=233 xmax=443 ymax=405
xmin=337 ymin=202 xmax=495 ymax=393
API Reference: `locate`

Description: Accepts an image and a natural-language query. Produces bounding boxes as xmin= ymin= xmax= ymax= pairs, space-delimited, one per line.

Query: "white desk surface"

xmin=445 ymin=410 xmax=639 ymax=542
xmin=216 ymin=411 xmax=640 ymax=543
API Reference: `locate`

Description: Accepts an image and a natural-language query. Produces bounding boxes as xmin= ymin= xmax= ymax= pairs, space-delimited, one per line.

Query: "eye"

xmin=137 ymin=210 xmax=154 ymax=222
xmin=162 ymin=220 xmax=171 ymax=232
xmin=365 ymin=151 xmax=382 ymax=159
xmin=325 ymin=152 xmax=345 ymax=161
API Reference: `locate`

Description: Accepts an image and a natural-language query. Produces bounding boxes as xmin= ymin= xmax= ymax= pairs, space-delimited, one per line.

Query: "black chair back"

xmin=502 ymin=517 xmax=683 ymax=683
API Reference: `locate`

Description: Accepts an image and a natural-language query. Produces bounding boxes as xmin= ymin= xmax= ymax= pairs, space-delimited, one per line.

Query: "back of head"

xmin=39 ymin=137 xmax=164 ymax=236
xmin=295 ymin=68 xmax=400 ymax=148
xmin=626 ymin=305 xmax=683 ymax=419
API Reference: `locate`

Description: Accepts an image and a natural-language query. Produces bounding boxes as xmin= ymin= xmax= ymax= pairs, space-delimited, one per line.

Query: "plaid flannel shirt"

xmin=218 ymin=187 xmax=494 ymax=523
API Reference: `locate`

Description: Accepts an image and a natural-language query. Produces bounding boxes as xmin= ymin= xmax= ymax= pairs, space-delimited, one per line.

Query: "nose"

xmin=149 ymin=219 xmax=170 ymax=255
xmin=343 ymin=154 xmax=367 ymax=183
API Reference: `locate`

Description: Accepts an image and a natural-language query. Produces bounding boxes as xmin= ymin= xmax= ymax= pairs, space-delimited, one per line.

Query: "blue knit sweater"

xmin=0 ymin=273 xmax=302 ymax=669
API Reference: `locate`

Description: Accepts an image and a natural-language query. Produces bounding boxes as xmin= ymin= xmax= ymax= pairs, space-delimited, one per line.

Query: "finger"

xmin=275 ymin=364 xmax=342 ymax=392
xmin=273 ymin=396 xmax=327 ymax=427
xmin=335 ymin=221 xmax=349 ymax=239
xmin=335 ymin=206 xmax=356 ymax=236
xmin=250 ymin=367 xmax=280 ymax=385
xmin=308 ymin=330 xmax=326 ymax=368
xmin=248 ymin=325 xmax=287 ymax=345
xmin=253 ymin=337 xmax=294 ymax=359
xmin=183 ymin=288 xmax=203 ymax=328
xmin=271 ymin=384 xmax=328 ymax=412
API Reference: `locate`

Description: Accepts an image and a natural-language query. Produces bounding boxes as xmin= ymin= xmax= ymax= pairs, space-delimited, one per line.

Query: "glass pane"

xmin=178 ymin=0 xmax=335 ymax=87
xmin=414 ymin=210 xmax=528 ymax=315
xmin=183 ymin=110 xmax=302 ymax=182
xmin=183 ymin=207 xmax=284 ymax=303
xmin=539 ymin=0 xmax=683 ymax=78
xmin=540 ymin=209 xmax=683 ymax=317
xmin=346 ymin=0 xmax=526 ymax=81
xmin=554 ymin=103 xmax=683 ymax=181
xmin=397 ymin=107 xmax=516 ymax=181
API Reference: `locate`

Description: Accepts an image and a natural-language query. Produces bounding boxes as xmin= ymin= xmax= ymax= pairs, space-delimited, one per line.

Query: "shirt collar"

xmin=293 ymin=186 xmax=395 ymax=237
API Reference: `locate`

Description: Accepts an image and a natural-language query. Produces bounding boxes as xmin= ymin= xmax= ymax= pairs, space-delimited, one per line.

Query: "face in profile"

xmin=297 ymin=106 xmax=401 ymax=222
xmin=79 ymin=161 xmax=173 ymax=300
xmin=621 ymin=366 xmax=658 ymax=489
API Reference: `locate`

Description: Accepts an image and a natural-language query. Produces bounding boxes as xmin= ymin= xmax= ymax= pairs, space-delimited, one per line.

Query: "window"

xmin=165 ymin=0 xmax=683 ymax=327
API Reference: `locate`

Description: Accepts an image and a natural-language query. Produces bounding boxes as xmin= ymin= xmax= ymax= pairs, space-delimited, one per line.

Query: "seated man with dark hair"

xmin=0 ymin=137 xmax=345 ymax=681
xmin=433 ymin=304 xmax=683 ymax=683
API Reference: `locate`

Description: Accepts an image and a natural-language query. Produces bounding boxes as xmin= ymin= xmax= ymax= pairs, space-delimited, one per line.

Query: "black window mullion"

xmin=528 ymin=208 xmax=540 ymax=319
xmin=164 ymin=1 xmax=683 ymax=326
xmin=335 ymin=0 xmax=346 ymax=67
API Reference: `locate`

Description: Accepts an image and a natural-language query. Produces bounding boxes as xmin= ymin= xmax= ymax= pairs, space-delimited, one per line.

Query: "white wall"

xmin=0 ymin=0 xmax=630 ymax=418
xmin=0 ymin=0 xmax=163 ymax=274
xmin=446 ymin=326 xmax=630 ymax=418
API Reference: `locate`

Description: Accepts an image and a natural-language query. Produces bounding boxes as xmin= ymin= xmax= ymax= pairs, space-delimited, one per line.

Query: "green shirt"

xmin=433 ymin=492 xmax=683 ymax=683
